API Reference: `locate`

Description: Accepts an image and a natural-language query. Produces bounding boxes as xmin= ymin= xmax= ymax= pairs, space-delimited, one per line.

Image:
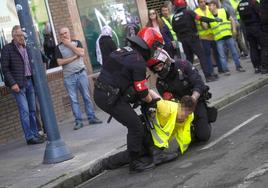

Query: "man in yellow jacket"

xmin=208 ymin=0 xmax=246 ymax=74
xmin=90 ymin=93 xmax=195 ymax=175
xmin=149 ymin=93 xmax=195 ymax=155
xmin=195 ymin=0 xmax=223 ymax=75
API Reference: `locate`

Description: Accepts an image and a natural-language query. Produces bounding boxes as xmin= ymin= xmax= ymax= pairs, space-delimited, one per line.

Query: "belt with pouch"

xmin=95 ymin=79 xmax=120 ymax=95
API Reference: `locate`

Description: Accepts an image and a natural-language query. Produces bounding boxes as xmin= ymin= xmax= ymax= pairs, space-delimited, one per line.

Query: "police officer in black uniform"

xmin=172 ymin=0 xmax=222 ymax=82
xmin=146 ymin=47 xmax=217 ymax=142
xmin=259 ymin=0 xmax=268 ymax=73
xmin=93 ymin=28 xmax=177 ymax=173
xmin=238 ymin=0 xmax=268 ymax=73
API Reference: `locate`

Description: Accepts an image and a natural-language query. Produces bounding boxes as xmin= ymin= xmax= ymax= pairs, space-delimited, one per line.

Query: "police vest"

xmin=149 ymin=100 xmax=194 ymax=154
xmin=194 ymin=6 xmax=214 ymax=38
xmin=172 ymin=10 xmax=197 ymax=38
xmin=157 ymin=62 xmax=193 ymax=100
xmin=210 ymin=9 xmax=232 ymax=41
xmin=230 ymin=0 xmax=241 ymax=20
xmin=238 ymin=0 xmax=261 ymax=26
xmin=162 ymin=15 xmax=177 ymax=41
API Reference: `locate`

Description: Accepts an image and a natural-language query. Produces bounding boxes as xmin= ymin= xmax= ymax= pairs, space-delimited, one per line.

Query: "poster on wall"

xmin=77 ymin=0 xmax=141 ymax=72
xmin=0 ymin=0 xmax=19 ymax=43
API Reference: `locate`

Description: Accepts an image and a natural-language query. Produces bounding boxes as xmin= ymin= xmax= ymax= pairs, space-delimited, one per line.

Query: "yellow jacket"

xmin=149 ymin=100 xmax=194 ymax=154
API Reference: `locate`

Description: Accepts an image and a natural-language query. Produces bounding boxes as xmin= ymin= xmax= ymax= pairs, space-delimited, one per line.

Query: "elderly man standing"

xmin=1 ymin=25 xmax=44 ymax=145
xmin=55 ymin=27 xmax=102 ymax=130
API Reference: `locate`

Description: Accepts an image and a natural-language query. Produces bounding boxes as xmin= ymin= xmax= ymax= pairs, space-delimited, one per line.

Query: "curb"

xmin=210 ymin=77 xmax=268 ymax=109
xmin=43 ymin=76 xmax=268 ymax=188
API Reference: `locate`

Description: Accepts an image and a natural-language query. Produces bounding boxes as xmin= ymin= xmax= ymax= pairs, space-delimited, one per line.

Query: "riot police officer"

xmin=146 ymin=47 xmax=217 ymax=142
xmin=238 ymin=0 xmax=268 ymax=73
xmin=172 ymin=0 xmax=222 ymax=82
xmin=93 ymin=28 xmax=177 ymax=173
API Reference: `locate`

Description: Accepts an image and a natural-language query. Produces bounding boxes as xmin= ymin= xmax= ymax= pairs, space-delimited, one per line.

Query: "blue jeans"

xmin=12 ymin=79 xmax=39 ymax=141
xmin=64 ymin=70 xmax=96 ymax=123
xmin=201 ymin=39 xmax=215 ymax=76
xmin=216 ymin=37 xmax=241 ymax=71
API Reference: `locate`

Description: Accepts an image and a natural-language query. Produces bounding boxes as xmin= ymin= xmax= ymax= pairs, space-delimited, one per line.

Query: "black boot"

xmin=129 ymin=158 xmax=155 ymax=173
xmin=151 ymin=147 xmax=178 ymax=165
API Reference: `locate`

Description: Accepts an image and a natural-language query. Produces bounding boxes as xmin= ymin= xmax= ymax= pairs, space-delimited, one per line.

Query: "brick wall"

xmin=0 ymin=88 xmax=21 ymax=144
xmin=0 ymin=71 xmax=74 ymax=144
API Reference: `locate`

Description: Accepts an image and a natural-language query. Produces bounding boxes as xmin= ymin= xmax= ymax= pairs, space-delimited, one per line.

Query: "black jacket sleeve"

xmin=1 ymin=45 xmax=16 ymax=87
xmin=179 ymin=60 xmax=206 ymax=95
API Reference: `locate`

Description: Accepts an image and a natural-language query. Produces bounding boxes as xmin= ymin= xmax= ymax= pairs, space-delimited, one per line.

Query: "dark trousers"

xmin=94 ymin=88 xmax=153 ymax=160
xmin=192 ymin=100 xmax=211 ymax=142
xmin=201 ymin=39 xmax=223 ymax=73
xmin=245 ymin=28 xmax=262 ymax=69
xmin=181 ymin=36 xmax=209 ymax=77
xmin=261 ymin=31 xmax=268 ymax=69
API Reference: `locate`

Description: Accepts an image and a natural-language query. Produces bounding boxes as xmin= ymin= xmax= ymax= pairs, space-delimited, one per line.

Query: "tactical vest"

xmin=194 ymin=6 xmax=214 ymax=38
xmin=157 ymin=62 xmax=192 ymax=100
xmin=162 ymin=15 xmax=177 ymax=41
xmin=172 ymin=10 xmax=197 ymax=38
xmin=99 ymin=46 xmax=137 ymax=89
xmin=238 ymin=0 xmax=261 ymax=26
xmin=149 ymin=100 xmax=194 ymax=154
xmin=209 ymin=9 xmax=232 ymax=41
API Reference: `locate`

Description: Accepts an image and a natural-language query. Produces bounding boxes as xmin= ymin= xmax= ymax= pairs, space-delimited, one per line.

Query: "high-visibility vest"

xmin=161 ymin=15 xmax=177 ymax=41
xmin=149 ymin=100 xmax=194 ymax=154
xmin=194 ymin=6 xmax=214 ymax=38
xmin=230 ymin=0 xmax=241 ymax=20
xmin=209 ymin=8 xmax=232 ymax=41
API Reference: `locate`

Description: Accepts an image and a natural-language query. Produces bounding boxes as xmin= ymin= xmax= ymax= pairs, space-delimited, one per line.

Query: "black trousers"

xmin=192 ymin=100 xmax=211 ymax=142
xmin=181 ymin=35 xmax=209 ymax=78
xmin=94 ymin=88 xmax=153 ymax=160
xmin=261 ymin=31 xmax=268 ymax=70
xmin=245 ymin=27 xmax=262 ymax=69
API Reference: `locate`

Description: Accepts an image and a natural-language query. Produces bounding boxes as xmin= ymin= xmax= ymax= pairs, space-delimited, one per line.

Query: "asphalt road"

xmin=78 ymin=85 xmax=268 ymax=188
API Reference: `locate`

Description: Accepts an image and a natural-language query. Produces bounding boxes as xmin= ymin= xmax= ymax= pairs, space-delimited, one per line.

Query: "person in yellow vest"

xmin=208 ymin=0 xmax=246 ymax=74
xmin=223 ymin=0 xmax=249 ymax=58
xmin=195 ymin=0 xmax=223 ymax=76
xmin=148 ymin=92 xmax=196 ymax=155
xmin=160 ymin=3 xmax=182 ymax=59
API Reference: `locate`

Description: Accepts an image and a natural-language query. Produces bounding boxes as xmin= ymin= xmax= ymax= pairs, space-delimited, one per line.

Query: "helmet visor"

xmin=147 ymin=48 xmax=171 ymax=68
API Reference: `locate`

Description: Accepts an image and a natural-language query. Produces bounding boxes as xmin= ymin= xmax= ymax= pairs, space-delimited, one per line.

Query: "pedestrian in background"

xmin=195 ymin=0 xmax=223 ymax=75
xmin=222 ymin=0 xmax=249 ymax=58
xmin=146 ymin=9 xmax=175 ymax=58
xmin=55 ymin=27 xmax=102 ymax=130
xmin=96 ymin=25 xmax=117 ymax=66
xmin=208 ymin=0 xmax=246 ymax=75
xmin=1 ymin=25 xmax=44 ymax=145
xmin=43 ymin=22 xmax=57 ymax=69
xmin=160 ymin=3 xmax=182 ymax=59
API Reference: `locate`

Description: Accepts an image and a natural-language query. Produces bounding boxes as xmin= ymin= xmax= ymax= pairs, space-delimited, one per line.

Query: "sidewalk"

xmin=1 ymin=59 xmax=268 ymax=188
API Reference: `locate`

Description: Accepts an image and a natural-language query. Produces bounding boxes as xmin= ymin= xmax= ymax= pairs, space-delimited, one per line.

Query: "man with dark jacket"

xmin=0 ymin=25 xmax=44 ymax=145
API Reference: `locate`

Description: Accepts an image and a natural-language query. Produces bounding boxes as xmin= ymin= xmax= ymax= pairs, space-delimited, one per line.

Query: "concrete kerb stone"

xmin=43 ymin=76 xmax=268 ymax=188
xmin=210 ymin=77 xmax=268 ymax=109
xmin=42 ymin=147 xmax=126 ymax=188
